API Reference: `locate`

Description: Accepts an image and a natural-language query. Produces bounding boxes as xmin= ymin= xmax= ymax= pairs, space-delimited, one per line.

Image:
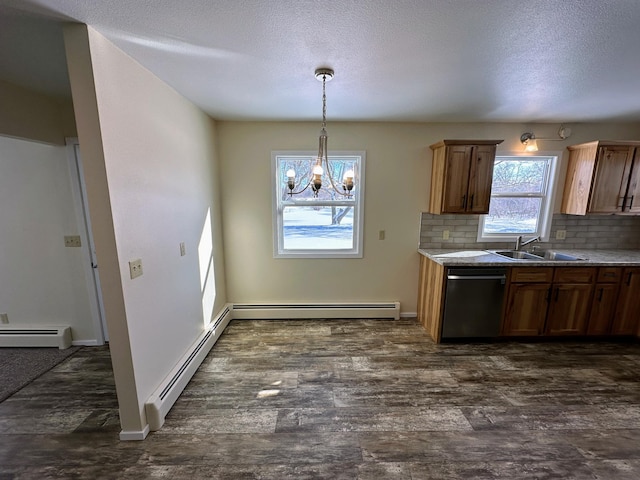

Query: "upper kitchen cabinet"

xmin=561 ymin=141 xmax=640 ymax=215
xmin=429 ymin=140 xmax=503 ymax=214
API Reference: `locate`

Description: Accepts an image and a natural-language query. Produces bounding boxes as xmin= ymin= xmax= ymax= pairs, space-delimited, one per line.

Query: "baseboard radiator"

xmin=0 ymin=326 xmax=72 ymax=349
xmin=144 ymin=304 xmax=232 ymax=431
xmin=232 ymin=302 xmax=401 ymax=320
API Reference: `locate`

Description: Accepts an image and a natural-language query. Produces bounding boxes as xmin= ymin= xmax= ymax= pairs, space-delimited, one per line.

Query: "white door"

xmin=67 ymin=139 xmax=109 ymax=343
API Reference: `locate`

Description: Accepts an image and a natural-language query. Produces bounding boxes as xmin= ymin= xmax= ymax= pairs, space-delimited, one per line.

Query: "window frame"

xmin=477 ymin=152 xmax=560 ymax=243
xmin=272 ymin=150 xmax=366 ymax=258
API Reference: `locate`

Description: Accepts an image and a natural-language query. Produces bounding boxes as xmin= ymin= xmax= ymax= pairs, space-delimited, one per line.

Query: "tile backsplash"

xmin=419 ymin=213 xmax=640 ymax=250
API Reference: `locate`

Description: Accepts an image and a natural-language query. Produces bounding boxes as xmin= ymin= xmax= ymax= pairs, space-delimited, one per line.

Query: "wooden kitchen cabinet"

xmin=587 ymin=267 xmax=621 ymax=335
xmin=429 ymin=140 xmax=503 ymax=214
xmin=611 ymin=267 xmax=640 ymax=335
xmin=416 ymin=255 xmax=445 ymax=342
xmin=561 ymin=141 xmax=640 ymax=215
xmin=545 ymin=268 xmax=596 ymax=336
xmin=502 ymin=267 xmax=553 ymax=336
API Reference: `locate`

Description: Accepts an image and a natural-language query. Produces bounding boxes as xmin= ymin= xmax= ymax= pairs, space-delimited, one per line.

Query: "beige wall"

xmin=0 ymin=79 xmax=76 ymax=145
xmin=218 ymin=121 xmax=640 ymax=314
xmin=64 ymin=25 xmax=227 ymax=437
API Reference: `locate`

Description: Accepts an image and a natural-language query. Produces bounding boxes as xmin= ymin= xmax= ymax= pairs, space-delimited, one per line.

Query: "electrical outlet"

xmin=129 ymin=258 xmax=143 ymax=279
xmin=378 ymin=230 xmax=385 ymax=240
xmin=443 ymin=230 xmax=450 ymax=240
xmin=0 ymin=313 xmax=8 ymax=324
xmin=180 ymin=242 xmax=186 ymax=256
xmin=555 ymin=229 xmax=567 ymax=240
xmin=64 ymin=235 xmax=82 ymax=247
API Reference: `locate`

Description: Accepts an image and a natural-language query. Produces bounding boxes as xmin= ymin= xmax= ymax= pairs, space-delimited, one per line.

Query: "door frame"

xmin=66 ymin=137 xmax=108 ymax=344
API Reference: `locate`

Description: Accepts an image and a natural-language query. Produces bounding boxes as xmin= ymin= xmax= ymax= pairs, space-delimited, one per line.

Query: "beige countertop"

xmin=419 ymin=249 xmax=640 ymax=267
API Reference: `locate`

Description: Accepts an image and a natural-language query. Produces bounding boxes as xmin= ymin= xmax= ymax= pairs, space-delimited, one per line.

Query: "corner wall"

xmin=64 ymin=25 xmax=227 ymax=438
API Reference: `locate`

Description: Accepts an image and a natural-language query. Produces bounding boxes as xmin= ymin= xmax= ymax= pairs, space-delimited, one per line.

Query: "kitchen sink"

xmin=490 ymin=249 xmax=585 ymax=262
xmin=531 ymin=249 xmax=585 ymax=261
xmin=491 ymin=250 xmax=543 ymax=260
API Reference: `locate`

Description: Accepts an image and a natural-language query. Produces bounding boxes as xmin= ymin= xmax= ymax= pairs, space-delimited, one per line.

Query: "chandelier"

xmin=285 ymin=68 xmax=355 ymax=198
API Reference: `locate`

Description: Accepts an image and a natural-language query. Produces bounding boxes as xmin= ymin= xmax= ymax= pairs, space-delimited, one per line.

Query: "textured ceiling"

xmin=1 ymin=0 xmax=640 ymax=122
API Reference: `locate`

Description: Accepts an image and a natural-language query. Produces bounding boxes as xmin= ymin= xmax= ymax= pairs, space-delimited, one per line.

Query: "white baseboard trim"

xmin=400 ymin=311 xmax=417 ymax=318
xmin=0 ymin=325 xmax=72 ymax=349
xmin=144 ymin=304 xmax=232 ymax=431
xmin=119 ymin=424 xmax=150 ymax=441
xmin=72 ymin=339 xmax=101 ymax=346
xmin=232 ymin=302 xmax=400 ymax=320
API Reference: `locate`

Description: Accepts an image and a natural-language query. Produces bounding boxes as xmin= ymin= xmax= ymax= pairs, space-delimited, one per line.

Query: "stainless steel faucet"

xmin=515 ymin=235 xmax=540 ymax=251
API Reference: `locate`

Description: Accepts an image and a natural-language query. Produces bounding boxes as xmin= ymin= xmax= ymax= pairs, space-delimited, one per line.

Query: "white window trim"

xmin=477 ymin=151 xmax=560 ymax=243
xmin=272 ymin=150 xmax=366 ymax=258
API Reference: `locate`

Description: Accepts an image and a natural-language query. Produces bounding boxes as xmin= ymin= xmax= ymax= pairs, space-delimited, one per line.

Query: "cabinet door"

xmin=612 ymin=268 xmax=640 ymax=335
xmin=625 ymin=154 xmax=640 ymax=213
xmin=589 ymin=146 xmax=635 ymax=213
xmin=442 ymin=145 xmax=473 ymax=213
xmin=545 ymin=284 xmax=593 ymax=335
xmin=502 ymin=283 xmax=550 ymax=336
xmin=467 ymin=144 xmax=497 ymax=214
xmin=587 ymin=284 xmax=619 ymax=335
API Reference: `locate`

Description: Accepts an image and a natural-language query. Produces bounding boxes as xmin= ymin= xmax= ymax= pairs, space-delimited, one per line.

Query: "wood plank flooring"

xmin=1 ymin=318 xmax=640 ymax=479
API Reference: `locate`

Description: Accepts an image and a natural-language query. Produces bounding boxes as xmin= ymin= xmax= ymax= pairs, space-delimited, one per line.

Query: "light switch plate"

xmin=0 ymin=313 xmax=8 ymax=324
xmin=180 ymin=242 xmax=186 ymax=256
xmin=129 ymin=259 xmax=143 ymax=279
xmin=443 ymin=230 xmax=450 ymax=240
xmin=64 ymin=235 xmax=82 ymax=247
xmin=555 ymin=230 xmax=567 ymax=240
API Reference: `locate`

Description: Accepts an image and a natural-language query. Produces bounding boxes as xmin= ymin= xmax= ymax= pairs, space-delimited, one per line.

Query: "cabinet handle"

xmin=630 ymin=195 xmax=635 ymax=208
xmin=598 ymin=288 xmax=604 ymax=302
xmin=462 ymin=195 xmax=467 ymax=209
xmin=627 ymin=272 xmax=633 ymax=286
xmin=546 ymin=287 xmax=552 ymax=303
xmin=554 ymin=287 xmax=559 ymax=302
xmin=469 ymin=194 xmax=474 ymax=209
xmin=603 ymin=272 xmax=615 ymax=277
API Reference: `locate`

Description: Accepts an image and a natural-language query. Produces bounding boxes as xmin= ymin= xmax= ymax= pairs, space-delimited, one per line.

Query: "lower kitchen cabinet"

xmin=502 ymin=283 xmax=550 ymax=336
xmin=417 ymin=257 xmax=640 ymax=342
xmin=545 ymin=283 xmax=593 ymax=335
xmin=611 ymin=267 xmax=640 ymax=335
xmin=502 ymin=267 xmax=596 ymax=337
xmin=545 ymin=268 xmax=595 ymax=336
xmin=502 ymin=267 xmax=552 ymax=336
xmin=587 ymin=267 xmax=622 ymax=335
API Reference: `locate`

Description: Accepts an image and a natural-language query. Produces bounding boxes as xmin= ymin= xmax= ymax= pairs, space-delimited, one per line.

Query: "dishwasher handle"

xmin=447 ymin=274 xmax=507 ymax=283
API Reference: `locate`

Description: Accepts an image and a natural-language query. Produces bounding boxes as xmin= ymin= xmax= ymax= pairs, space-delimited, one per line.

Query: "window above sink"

xmin=478 ymin=155 xmax=559 ymax=244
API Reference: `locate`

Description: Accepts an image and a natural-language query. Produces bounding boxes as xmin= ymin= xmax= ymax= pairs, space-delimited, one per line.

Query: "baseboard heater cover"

xmin=0 ymin=326 xmax=72 ymax=349
xmin=144 ymin=304 xmax=232 ymax=432
xmin=232 ymin=302 xmax=401 ymax=320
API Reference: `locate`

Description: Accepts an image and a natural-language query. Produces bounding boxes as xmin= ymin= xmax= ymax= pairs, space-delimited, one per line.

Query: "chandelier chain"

xmin=322 ymin=74 xmax=327 ymax=130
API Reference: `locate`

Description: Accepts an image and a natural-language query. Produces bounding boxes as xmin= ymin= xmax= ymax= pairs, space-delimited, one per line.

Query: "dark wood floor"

xmin=1 ymin=318 xmax=640 ymax=479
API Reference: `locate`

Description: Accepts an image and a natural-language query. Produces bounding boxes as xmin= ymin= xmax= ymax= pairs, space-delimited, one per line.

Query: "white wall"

xmin=0 ymin=135 xmax=97 ymax=340
xmin=64 ymin=25 xmax=227 ymax=437
xmin=218 ymin=121 xmax=640 ymax=314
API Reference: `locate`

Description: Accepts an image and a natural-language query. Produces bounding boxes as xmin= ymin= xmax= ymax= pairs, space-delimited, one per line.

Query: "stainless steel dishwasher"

xmin=441 ymin=267 xmax=507 ymax=339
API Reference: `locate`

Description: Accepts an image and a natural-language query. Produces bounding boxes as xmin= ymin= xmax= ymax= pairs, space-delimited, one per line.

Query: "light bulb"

xmin=312 ymin=164 xmax=324 ymax=175
xmin=286 ymin=169 xmax=296 ymax=179
xmin=524 ymin=139 xmax=539 ymax=152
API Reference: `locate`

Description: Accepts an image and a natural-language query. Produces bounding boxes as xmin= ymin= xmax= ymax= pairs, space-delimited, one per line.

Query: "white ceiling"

xmin=2 ymin=0 xmax=640 ymax=123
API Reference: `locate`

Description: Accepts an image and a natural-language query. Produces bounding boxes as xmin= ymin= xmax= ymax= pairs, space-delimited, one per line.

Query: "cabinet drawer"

xmin=553 ymin=267 xmax=596 ymax=284
xmin=597 ymin=267 xmax=622 ymax=283
xmin=510 ymin=267 xmax=553 ymax=283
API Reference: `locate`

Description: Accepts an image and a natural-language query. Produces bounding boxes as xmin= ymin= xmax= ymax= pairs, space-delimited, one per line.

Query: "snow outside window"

xmin=272 ymin=151 xmax=365 ymax=258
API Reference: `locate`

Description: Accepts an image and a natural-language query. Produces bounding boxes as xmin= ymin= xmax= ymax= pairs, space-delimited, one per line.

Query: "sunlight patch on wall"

xmin=198 ymin=208 xmax=216 ymax=326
